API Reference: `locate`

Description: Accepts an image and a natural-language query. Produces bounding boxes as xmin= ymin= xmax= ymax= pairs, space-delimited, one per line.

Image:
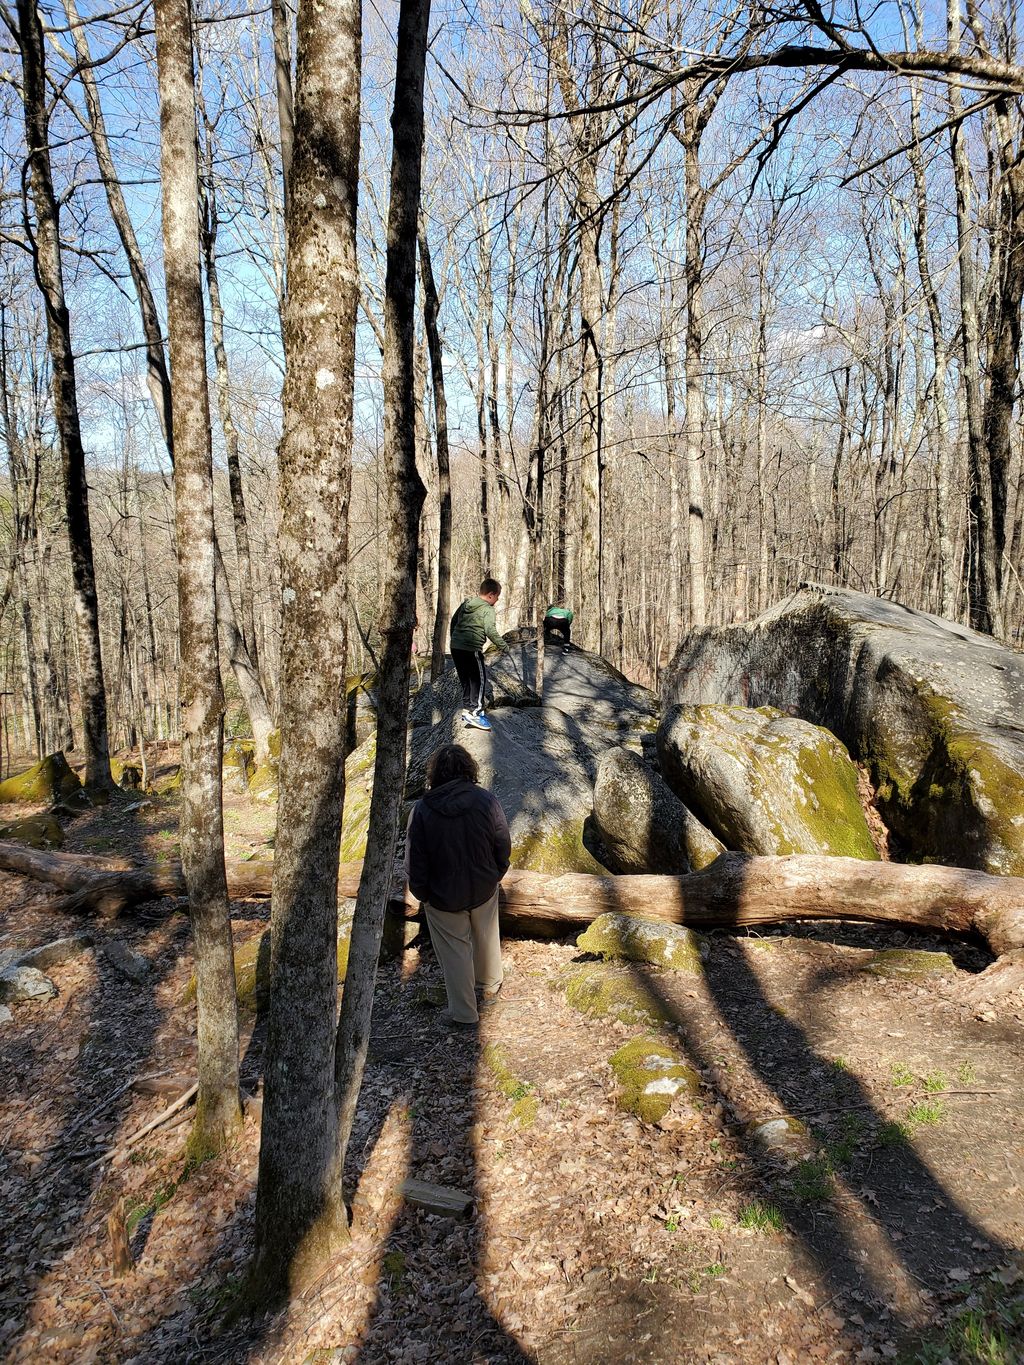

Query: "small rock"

xmin=748 ymin=1116 xmax=810 ymax=1154
xmin=0 ymin=966 xmax=58 ymax=1004
xmin=102 ymin=940 xmax=151 ymax=982
xmin=0 ymin=1004 xmax=13 ymax=1024
xmin=19 ymin=934 xmax=93 ymax=971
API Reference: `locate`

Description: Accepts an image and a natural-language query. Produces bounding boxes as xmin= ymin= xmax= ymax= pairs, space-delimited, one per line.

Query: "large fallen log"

xmin=2 ymin=840 xmax=1023 ymax=956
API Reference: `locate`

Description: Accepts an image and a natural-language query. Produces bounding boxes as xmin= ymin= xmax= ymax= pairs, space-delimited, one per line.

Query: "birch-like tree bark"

xmin=16 ymin=0 xmax=112 ymax=790
xmin=153 ymin=0 xmax=242 ymax=1155
xmin=249 ymin=0 xmax=361 ymax=1299
xmin=418 ymin=223 xmax=451 ymax=681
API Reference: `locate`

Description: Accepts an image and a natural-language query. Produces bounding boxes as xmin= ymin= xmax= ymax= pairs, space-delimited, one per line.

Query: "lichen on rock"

xmin=0 ymin=814 xmax=64 ymax=849
xmin=577 ymin=913 xmax=706 ymax=973
xmin=861 ymin=948 xmax=955 ymax=979
xmin=609 ymin=1036 xmax=700 ymax=1123
xmin=592 ymin=747 xmax=723 ymax=873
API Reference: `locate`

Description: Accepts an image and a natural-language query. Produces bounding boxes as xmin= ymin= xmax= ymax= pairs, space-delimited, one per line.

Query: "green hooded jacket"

xmin=450 ymin=596 xmax=507 ymax=653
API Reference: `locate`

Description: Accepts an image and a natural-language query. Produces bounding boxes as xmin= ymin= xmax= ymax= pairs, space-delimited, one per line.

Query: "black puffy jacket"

xmin=405 ymin=779 xmax=511 ymax=913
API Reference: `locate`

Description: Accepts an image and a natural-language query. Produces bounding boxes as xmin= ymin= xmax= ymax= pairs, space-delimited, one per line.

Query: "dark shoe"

xmin=440 ymin=1008 xmax=477 ymax=1029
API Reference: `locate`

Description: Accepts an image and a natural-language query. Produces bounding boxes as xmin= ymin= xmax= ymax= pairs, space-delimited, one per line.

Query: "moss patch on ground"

xmin=609 ymin=1036 xmax=700 ymax=1123
xmin=482 ymin=1043 xmax=539 ymax=1126
xmin=862 ymin=949 xmax=955 ymax=979
xmin=577 ymin=913 xmax=706 ymax=972
xmin=0 ymin=814 xmax=64 ymax=848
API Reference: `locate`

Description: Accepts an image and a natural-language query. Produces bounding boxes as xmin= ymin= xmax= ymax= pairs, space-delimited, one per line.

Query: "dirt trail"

xmin=0 ymin=788 xmax=1022 ymax=1363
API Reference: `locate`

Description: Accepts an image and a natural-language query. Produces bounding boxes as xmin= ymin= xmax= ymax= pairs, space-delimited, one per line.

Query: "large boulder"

xmin=0 ymin=814 xmax=64 ymax=849
xmin=657 ymin=704 xmax=879 ymax=859
xmin=405 ymin=706 xmax=615 ymax=874
xmin=0 ymin=753 xmax=81 ymax=804
xmin=411 ymin=638 xmax=659 ymax=738
xmin=592 ymin=747 xmax=724 ymax=873
xmin=662 ymin=584 xmax=1024 ymax=873
xmin=222 ymin=740 xmax=255 ymax=795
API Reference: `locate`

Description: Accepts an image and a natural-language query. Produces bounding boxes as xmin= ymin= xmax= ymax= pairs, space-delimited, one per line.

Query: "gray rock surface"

xmin=19 ymin=934 xmax=94 ymax=971
xmin=406 ymin=706 xmax=616 ymax=873
xmin=657 ymin=703 xmax=879 ymax=859
xmin=0 ymin=965 xmax=58 ymax=1003
xmin=592 ymin=747 xmax=723 ymax=873
xmin=102 ymin=940 xmax=151 ymax=982
xmin=411 ymin=638 xmax=658 ymax=737
xmin=0 ymin=1004 xmax=12 ymax=1024
xmin=663 ymin=584 xmax=1024 ymax=873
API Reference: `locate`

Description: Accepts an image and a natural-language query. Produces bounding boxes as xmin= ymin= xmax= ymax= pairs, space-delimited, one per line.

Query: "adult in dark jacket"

xmin=406 ymin=744 xmax=511 ymax=1026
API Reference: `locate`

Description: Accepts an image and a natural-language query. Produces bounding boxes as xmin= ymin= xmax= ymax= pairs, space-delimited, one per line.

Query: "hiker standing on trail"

xmin=543 ymin=603 xmax=574 ymax=653
xmin=450 ymin=577 xmax=508 ymax=731
xmin=406 ymin=744 xmax=510 ymax=1028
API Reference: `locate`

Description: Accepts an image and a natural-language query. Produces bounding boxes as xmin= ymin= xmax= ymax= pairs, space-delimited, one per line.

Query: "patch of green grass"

xmin=708 ymin=1214 xmax=726 ymax=1230
xmin=957 ymin=1062 xmax=978 ymax=1086
xmin=890 ymin=1061 xmax=915 ymax=1087
xmin=906 ymin=1100 xmax=944 ymax=1127
xmin=703 ymin=1262 xmax=726 ymax=1278
xmin=899 ymin=1276 xmax=1024 ymax=1364
xmin=738 ymin=1201 xmax=784 ymax=1233
xmin=664 ymin=1217 xmax=679 ymax=1232
xmin=709 ymin=1139 xmax=720 ymax=1153
xmin=825 ymin=1114 xmax=865 ymax=1167
xmin=831 ymin=1056 xmax=849 ymax=1071
xmin=923 ymin=1072 xmax=948 ymax=1094
xmin=381 ymin=1251 xmax=406 ymax=1288
xmin=125 ymin=1183 xmax=175 ymax=1235
xmin=791 ymin=1157 xmax=833 ymax=1202
xmin=878 ymin=1119 xmax=912 ymax=1147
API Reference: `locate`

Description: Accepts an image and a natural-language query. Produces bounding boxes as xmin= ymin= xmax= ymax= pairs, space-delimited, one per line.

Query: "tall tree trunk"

xmin=333 ymin=0 xmax=429 ymax=1198
xmin=418 ymin=224 xmax=451 ymax=682
xmin=16 ymin=0 xmax=112 ymax=790
xmin=947 ymin=0 xmax=1004 ymax=635
xmin=249 ymin=0 xmax=361 ymax=1300
xmin=680 ymin=94 xmax=708 ymax=629
xmin=154 ymin=0 xmax=242 ymax=1156
xmin=271 ymin=0 xmax=295 ymax=211
xmin=65 ymin=0 xmax=276 ymax=750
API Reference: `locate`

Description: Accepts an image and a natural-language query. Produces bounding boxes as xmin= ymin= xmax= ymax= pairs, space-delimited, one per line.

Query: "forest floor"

xmin=1 ymin=769 xmax=1024 ymax=1364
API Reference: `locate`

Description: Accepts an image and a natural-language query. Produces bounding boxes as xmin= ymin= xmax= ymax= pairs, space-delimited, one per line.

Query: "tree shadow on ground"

xmin=590 ymin=864 xmax=1014 ymax=1348
xmin=0 ymin=797 xmax=192 ymax=1358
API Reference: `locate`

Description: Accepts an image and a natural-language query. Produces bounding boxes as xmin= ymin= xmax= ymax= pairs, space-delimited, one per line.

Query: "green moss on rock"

xmin=0 ymin=753 xmax=82 ymax=804
xmin=577 ymin=913 xmax=706 ymax=973
xmin=862 ymin=949 xmax=955 ymax=979
xmin=110 ymin=757 xmax=143 ymax=790
xmin=564 ymin=964 xmax=671 ymax=1027
xmin=511 ymin=818 xmax=607 ymax=874
xmin=609 ymin=1036 xmax=700 ymax=1123
xmin=187 ymin=918 xmax=352 ymax=1014
xmin=339 ymin=734 xmax=376 ymax=862
xmin=0 ymin=814 xmax=63 ymax=848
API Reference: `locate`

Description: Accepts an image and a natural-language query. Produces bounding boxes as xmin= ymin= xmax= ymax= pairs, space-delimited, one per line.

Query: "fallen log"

xmin=0 ymin=841 xmax=366 ymax=916
xmin=1 ymin=841 xmax=1022 ymax=968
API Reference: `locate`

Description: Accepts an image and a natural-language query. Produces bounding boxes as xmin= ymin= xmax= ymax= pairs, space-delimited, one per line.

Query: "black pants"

xmin=452 ymin=648 xmax=486 ymax=711
xmin=544 ymin=619 xmax=571 ymax=645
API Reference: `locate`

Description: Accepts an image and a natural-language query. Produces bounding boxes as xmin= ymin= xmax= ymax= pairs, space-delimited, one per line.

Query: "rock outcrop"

xmin=657 ymin=704 xmax=879 ymax=859
xmin=592 ymin=747 xmax=724 ymax=873
xmin=663 ymin=584 xmax=1024 ymax=874
xmin=0 ymin=753 xmax=82 ymax=804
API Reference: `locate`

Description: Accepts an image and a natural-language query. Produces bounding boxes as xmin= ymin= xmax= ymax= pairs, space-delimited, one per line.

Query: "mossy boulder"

xmin=861 ymin=948 xmax=955 ymax=979
xmin=577 ymin=913 xmax=706 ymax=972
xmin=223 ymin=740 xmax=255 ymax=795
xmin=657 ymin=704 xmax=878 ymax=859
xmin=407 ymin=706 xmax=615 ymax=874
xmin=110 ymin=757 xmax=143 ymax=790
xmin=592 ymin=747 xmax=723 ymax=873
xmin=747 ymin=1115 xmax=811 ymax=1155
xmin=155 ymin=767 xmax=182 ymax=794
xmin=248 ymin=729 xmax=281 ymax=804
xmin=663 ymin=584 xmax=1024 ymax=874
xmin=609 ymin=1036 xmax=700 ymax=1124
xmin=564 ymin=964 xmax=672 ymax=1027
xmin=0 ymin=814 xmax=63 ymax=849
xmin=0 ymin=753 xmax=81 ymax=805
xmin=339 ymin=734 xmax=377 ymax=863
xmin=186 ymin=908 xmax=353 ymax=1015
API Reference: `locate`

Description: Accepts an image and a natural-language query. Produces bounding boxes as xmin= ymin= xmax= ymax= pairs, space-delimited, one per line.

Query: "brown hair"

xmin=426 ymin=744 xmax=479 ymax=788
xmin=479 ymin=577 xmax=501 ymax=597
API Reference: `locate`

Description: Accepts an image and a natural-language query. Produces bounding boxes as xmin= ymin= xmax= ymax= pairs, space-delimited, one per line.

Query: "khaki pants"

xmin=424 ymin=889 xmax=503 ymax=1024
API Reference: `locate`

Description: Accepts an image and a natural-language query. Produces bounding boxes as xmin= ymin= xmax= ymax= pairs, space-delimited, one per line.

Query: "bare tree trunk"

xmin=680 ymin=98 xmax=707 ymax=629
xmin=947 ymin=0 xmax=1003 ymax=635
xmin=249 ymin=0 xmax=361 ymax=1300
xmin=271 ymin=0 xmax=295 ymax=210
xmin=154 ymin=0 xmax=242 ymax=1156
xmin=333 ymin=0 xmax=429 ymax=1195
xmin=418 ymin=224 xmax=451 ymax=681
xmin=16 ymin=0 xmax=112 ymax=791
